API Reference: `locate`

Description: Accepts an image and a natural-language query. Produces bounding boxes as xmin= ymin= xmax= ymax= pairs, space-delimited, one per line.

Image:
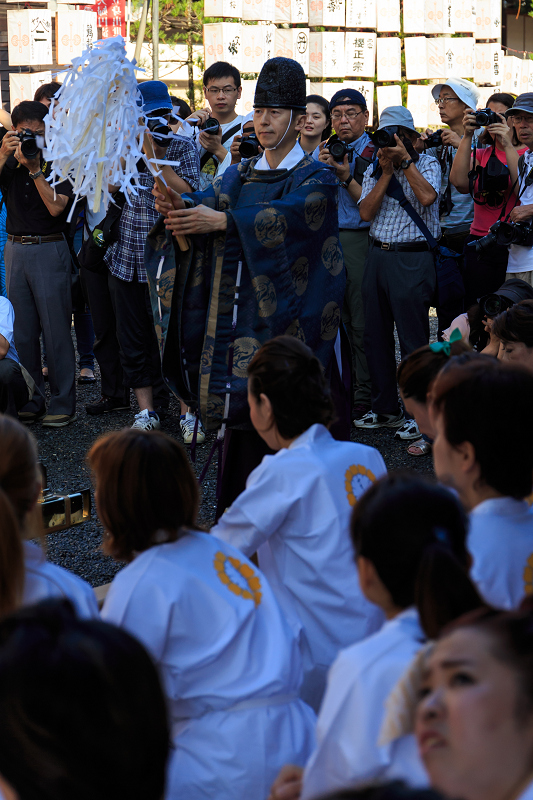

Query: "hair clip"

xmin=429 ymin=327 xmax=462 ymax=356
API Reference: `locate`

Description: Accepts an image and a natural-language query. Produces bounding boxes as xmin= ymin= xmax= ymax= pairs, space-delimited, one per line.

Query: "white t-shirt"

xmin=102 ymin=530 xmax=315 ymax=800
xmin=23 ymin=541 xmax=99 ymax=618
xmin=191 ymin=113 xmax=252 ymax=190
xmin=301 ymin=608 xmax=428 ymax=800
xmin=468 ymin=496 xmax=533 ymax=609
xmin=507 ymin=148 xmax=533 ymax=274
xmin=0 ymin=296 xmax=19 ymax=364
xmin=211 ymin=424 xmax=387 ymax=712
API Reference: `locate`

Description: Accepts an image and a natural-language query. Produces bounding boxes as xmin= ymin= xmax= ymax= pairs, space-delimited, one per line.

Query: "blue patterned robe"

xmin=145 ymin=153 xmax=345 ymax=430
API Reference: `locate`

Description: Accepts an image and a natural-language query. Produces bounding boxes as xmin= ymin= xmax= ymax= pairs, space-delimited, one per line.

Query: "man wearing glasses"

xmin=318 ymin=89 xmax=374 ymax=420
xmin=421 ymin=78 xmax=479 ymax=331
xmin=185 ymin=62 xmax=251 ymax=190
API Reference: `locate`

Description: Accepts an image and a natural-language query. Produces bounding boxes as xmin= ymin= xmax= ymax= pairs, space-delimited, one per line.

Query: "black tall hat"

xmin=254 ymin=57 xmax=307 ymax=111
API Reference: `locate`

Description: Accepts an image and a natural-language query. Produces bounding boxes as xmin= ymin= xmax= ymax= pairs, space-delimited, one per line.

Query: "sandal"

xmin=407 ymin=438 xmax=432 ymax=457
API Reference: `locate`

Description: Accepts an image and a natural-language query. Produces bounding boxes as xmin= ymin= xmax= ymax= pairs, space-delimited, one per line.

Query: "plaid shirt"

xmin=359 ymin=153 xmax=441 ymax=243
xmin=105 ymin=138 xmax=200 ymax=282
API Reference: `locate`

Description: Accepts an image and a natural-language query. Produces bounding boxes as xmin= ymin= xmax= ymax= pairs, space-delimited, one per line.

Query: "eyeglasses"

xmin=435 ymin=97 xmax=459 ymax=107
xmin=205 ymin=86 xmax=237 ymax=96
xmin=331 ymin=110 xmax=364 ymax=121
xmin=511 ymin=114 xmax=533 ymax=124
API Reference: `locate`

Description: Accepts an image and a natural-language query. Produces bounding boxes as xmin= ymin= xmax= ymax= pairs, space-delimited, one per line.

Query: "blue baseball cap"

xmin=138 ymin=81 xmax=173 ymax=114
xmin=329 ymin=88 xmax=367 ymax=112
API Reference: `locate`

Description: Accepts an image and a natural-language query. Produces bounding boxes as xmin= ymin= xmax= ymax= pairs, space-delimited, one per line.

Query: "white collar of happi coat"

xmin=286 ymin=423 xmax=332 ymax=451
xmin=255 ymin=141 xmax=305 ymax=171
xmin=470 ymin=496 xmax=530 ymax=518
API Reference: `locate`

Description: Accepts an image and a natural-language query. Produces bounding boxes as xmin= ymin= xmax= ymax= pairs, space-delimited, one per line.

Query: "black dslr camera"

xmin=474 ymin=108 xmax=501 ymax=127
xmin=325 ymin=135 xmax=353 ymax=162
xmin=469 ymin=219 xmax=533 ymax=255
xmin=239 ymin=132 xmax=261 ymax=158
xmin=478 ymin=282 xmax=533 ymax=317
xmin=371 ymin=126 xmax=411 ymax=149
xmin=147 ymin=118 xmax=173 ymax=147
xmin=199 ymin=117 xmax=221 ymax=135
xmin=16 ymin=129 xmax=40 ymax=159
xmin=424 ymin=129 xmax=443 ymax=149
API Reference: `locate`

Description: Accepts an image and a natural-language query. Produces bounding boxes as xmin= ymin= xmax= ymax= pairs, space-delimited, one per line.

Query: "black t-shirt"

xmin=0 ymin=155 xmax=74 ymax=236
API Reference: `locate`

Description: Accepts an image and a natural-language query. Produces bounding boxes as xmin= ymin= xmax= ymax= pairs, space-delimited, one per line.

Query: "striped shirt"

xmin=359 ymin=153 xmax=441 ymax=243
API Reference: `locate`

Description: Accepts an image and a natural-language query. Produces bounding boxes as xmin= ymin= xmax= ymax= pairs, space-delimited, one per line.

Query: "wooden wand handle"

xmin=143 ymin=132 xmax=189 ymax=253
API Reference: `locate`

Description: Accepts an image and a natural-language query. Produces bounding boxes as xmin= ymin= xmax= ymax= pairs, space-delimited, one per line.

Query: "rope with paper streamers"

xmin=43 ymin=36 xmax=148 ymax=219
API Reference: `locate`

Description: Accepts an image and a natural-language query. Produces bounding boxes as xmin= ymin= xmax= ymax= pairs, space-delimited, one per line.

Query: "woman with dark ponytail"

xmin=296 ymin=474 xmax=485 ymax=800
xmin=0 ymin=414 xmax=98 ymax=618
xmin=212 ymin=335 xmax=387 ymax=712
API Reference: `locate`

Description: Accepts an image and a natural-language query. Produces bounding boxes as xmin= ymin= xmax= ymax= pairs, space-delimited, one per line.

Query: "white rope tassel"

xmin=219 ymin=260 xmax=243 ymax=440
xmin=43 ymin=36 xmax=146 ymax=219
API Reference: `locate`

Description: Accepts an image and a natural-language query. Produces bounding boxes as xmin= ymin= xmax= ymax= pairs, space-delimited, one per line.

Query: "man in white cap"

xmin=423 ymin=78 xmax=480 ymax=331
xmin=355 ymin=106 xmax=441 ymax=437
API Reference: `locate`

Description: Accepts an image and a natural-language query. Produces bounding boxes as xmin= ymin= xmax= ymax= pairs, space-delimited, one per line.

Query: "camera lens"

xmin=200 ymin=118 xmax=220 ymax=135
xmin=329 ymin=141 xmax=347 ymax=161
xmin=482 ymin=294 xmax=503 ymax=317
xmin=374 ymin=129 xmax=396 ymax=148
xmin=239 ymin=136 xmax=260 ymax=159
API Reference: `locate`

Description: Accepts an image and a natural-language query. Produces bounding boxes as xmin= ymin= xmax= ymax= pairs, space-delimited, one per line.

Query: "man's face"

xmin=242 ymin=121 xmax=256 ymax=139
xmin=331 ymin=103 xmax=368 ymax=143
xmin=204 ymin=76 xmax=241 ymax=116
xmin=436 ymin=87 xmax=466 ymax=126
xmin=253 ymin=107 xmax=304 ymax=149
xmin=15 ymin=118 xmax=45 ymax=137
xmin=511 ymin=111 xmax=533 ymax=150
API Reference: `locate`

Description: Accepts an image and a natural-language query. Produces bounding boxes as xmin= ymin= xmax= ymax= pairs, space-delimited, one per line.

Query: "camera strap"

xmin=199 ymin=122 xmax=242 ymax=170
xmin=384 ymin=173 xmax=438 ymax=249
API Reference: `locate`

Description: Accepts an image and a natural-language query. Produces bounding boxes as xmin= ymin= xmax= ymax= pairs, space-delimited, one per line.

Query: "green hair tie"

xmin=429 ymin=327 xmax=462 ymax=356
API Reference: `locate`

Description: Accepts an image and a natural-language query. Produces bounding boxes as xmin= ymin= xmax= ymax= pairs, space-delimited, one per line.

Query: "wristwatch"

xmin=400 ymin=159 xmax=413 ymax=170
xmin=340 ymin=174 xmax=353 ymax=189
xmin=28 ymin=169 xmax=43 ymax=179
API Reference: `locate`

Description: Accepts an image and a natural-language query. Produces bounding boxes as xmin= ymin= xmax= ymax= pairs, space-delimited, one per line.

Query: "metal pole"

xmin=152 ymin=0 xmax=159 ymax=80
xmin=187 ymin=0 xmax=194 ymax=110
xmin=134 ymin=0 xmax=150 ymax=66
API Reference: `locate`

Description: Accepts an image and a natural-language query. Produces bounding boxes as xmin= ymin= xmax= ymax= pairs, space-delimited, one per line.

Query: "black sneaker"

xmin=85 ymin=396 xmax=131 ymax=416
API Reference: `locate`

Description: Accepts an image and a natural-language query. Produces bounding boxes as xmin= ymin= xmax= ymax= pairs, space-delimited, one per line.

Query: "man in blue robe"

xmin=147 ymin=57 xmax=346 ymax=510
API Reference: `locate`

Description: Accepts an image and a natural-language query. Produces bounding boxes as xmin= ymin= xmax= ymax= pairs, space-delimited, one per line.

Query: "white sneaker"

xmin=353 ymin=410 xmax=405 ymax=430
xmin=131 ymin=409 xmax=161 ymax=430
xmin=394 ymin=419 xmax=421 ymax=440
xmin=180 ymin=412 xmax=206 ymax=445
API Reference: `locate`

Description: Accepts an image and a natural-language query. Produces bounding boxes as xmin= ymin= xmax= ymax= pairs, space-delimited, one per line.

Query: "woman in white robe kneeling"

xmin=211 ymin=335 xmax=387 ymax=711
xmin=91 ymin=427 xmax=315 ymax=800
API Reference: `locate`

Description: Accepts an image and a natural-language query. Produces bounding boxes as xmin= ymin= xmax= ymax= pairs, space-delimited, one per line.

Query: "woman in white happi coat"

xmin=430 ymin=356 xmax=533 ymax=609
xmin=0 ymin=415 xmax=98 ymax=619
xmin=270 ymin=474 xmax=485 ymax=800
xmin=211 ymin=336 xmax=387 ymax=711
xmin=90 ymin=427 xmax=315 ymax=800
xmin=416 ymin=605 xmax=533 ymax=800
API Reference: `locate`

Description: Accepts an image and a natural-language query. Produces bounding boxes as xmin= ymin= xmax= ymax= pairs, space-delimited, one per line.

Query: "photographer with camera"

xmin=185 ymin=62 xmax=251 ymax=191
xmin=318 ymin=89 xmax=374 ymax=419
xmin=422 ymin=79 xmax=480 ymax=254
xmin=229 ymin=118 xmax=263 ymax=164
xmin=104 ymin=81 xmax=200 ymax=436
xmin=0 ymin=100 xmax=77 ymax=428
xmin=500 ymin=93 xmax=533 ymax=288
xmin=449 ymin=93 xmax=525 ymax=308
xmin=355 ymin=106 xmax=440 ymax=436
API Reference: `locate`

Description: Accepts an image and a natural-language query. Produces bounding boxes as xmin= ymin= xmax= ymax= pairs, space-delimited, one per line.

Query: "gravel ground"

xmin=31 ymin=310 xmax=438 ymax=588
